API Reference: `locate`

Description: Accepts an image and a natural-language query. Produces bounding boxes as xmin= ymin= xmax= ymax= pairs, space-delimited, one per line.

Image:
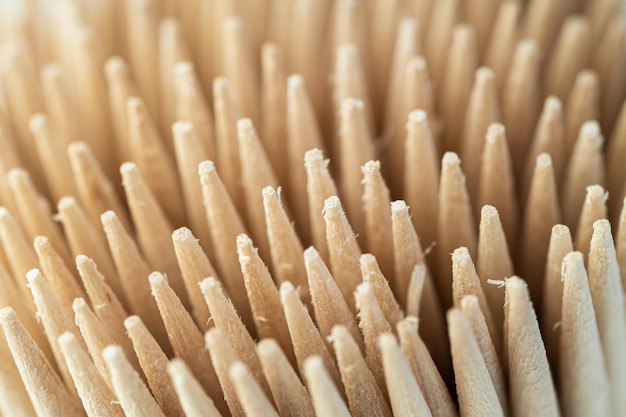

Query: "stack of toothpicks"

xmin=0 ymin=0 xmax=624 ymax=415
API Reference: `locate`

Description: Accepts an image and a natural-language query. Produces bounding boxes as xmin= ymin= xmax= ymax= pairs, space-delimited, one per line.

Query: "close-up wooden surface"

xmin=0 ymin=0 xmax=624 ymax=416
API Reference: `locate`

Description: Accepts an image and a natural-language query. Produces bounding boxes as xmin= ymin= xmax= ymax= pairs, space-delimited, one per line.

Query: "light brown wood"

xmin=575 ymin=185 xmax=607 ymax=258
xmin=402 ymin=56 xmax=437 ymax=138
xmin=256 ymin=339 xmax=315 ymax=417
xmin=58 ymin=332 xmax=124 ymax=417
xmin=125 ymin=315 xmax=185 ymax=417
xmin=0 ymin=208 xmax=38 ymax=299
xmin=103 ymin=344 xmax=167 ymax=417
xmin=523 ymin=0 xmax=562 ymax=55
xmin=565 ymin=70 xmax=599 ymax=154
xmin=332 ymin=325 xmax=392 ymax=417
xmin=362 ymin=161 xmax=394 ymax=280
xmin=607 ymin=103 xmax=626 ymax=218
xmin=0 ymin=307 xmax=85 ymax=417
xmin=104 ymin=56 xmax=136 ymax=164
xmin=304 ymin=355 xmax=352 ymax=417
xmin=425 ymin=0 xmax=459 ymax=87
xmin=167 ymin=359 xmax=223 ymax=417
xmin=236 ymin=234 xmax=293 ymax=364
xmin=504 ymin=277 xmax=559 ymax=417
xmin=121 ymin=162 xmax=188 ymax=308
xmin=460 ymin=67 xmax=501 ymax=201
xmin=171 ymin=227 xmax=217 ymax=328
xmin=397 ymin=318 xmax=458 ymax=417
xmin=379 ymin=333 xmax=432 ymax=417
xmin=40 ymin=63 xmax=80 ymax=147
xmin=304 ymin=148 xmax=339 ymax=261
xmin=304 ymin=246 xmax=362 ymax=348
xmin=448 ymin=308 xmax=505 ymax=417
xmin=324 ymin=195 xmax=362 ymax=310
xmin=229 ymin=362 xmax=279 ymax=417
xmin=101 ymin=210 xmax=169 ymax=347
xmin=483 ymin=1 xmax=521 ymax=91
xmin=587 ymin=220 xmax=626 ymax=414
xmin=0 ymin=324 xmax=36 ymax=417
xmin=199 ymin=160 xmax=253 ymax=326
xmin=360 ymin=254 xmax=403 ymax=328
xmin=560 ymin=252 xmax=611 ymax=417
xmin=262 ymin=186 xmax=308 ymax=298
xmin=437 ymin=152 xmax=477 ymax=307
xmin=561 ymin=121 xmax=606 ymax=228
xmin=618 ymin=198 xmax=626 ymax=290
xmin=149 ymin=273 xmax=225 ymax=413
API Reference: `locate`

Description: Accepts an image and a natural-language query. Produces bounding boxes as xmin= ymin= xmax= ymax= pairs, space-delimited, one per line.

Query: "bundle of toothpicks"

xmin=0 ymin=0 xmax=624 ymax=415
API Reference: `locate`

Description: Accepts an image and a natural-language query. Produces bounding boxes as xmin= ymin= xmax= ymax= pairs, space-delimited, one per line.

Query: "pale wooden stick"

xmin=324 ymin=195 xmax=362 ymax=310
xmin=0 ymin=326 xmax=36 ymax=417
xmin=464 ymin=0 xmax=499 ymax=55
xmin=40 ymin=63 xmax=80 ymax=147
xmin=504 ymin=277 xmax=560 ymax=417
xmin=437 ymin=152 xmax=476 ymax=307
xmin=523 ymin=0 xmax=562 ymax=54
xmin=406 ymin=265 xmax=425 ymax=319
xmin=618 ymin=198 xmax=626 ymax=290
xmin=355 ymin=282 xmax=392 ymax=396
xmin=561 ymin=121 xmax=606 ymax=228
xmin=103 ymin=345 xmax=167 ymax=417
xmin=104 ymin=56 xmax=136 ymax=164
xmin=404 ymin=110 xmax=439 ymax=252
xmin=172 ymin=121 xmax=213 ymax=257
xmin=448 ymin=308 xmax=505 ymax=417
xmin=460 ymin=67 xmax=501 ymax=201
xmin=58 ymin=332 xmax=124 ymax=417
xmin=518 ymin=154 xmax=561 ymax=306
xmin=397 ymin=318 xmax=458 ymax=417
xmin=121 ymin=162 xmax=188 ymax=308
xmin=34 ymin=235 xmax=85 ymax=313
xmin=440 ymin=24 xmax=477 ymax=153
xmin=0 ymin=207 xmax=38 ymax=298
xmin=586 ymin=0 xmax=623 ymax=47
xmin=522 ymin=96 xmax=565 ymax=199
xmin=565 ymin=70 xmax=600 ymax=154
xmin=544 ymin=16 xmax=591 ymax=101
xmin=424 ymin=0 xmax=459 ymax=87
xmin=237 ymin=118 xmax=280 ymax=259
xmin=477 ymin=124 xmax=519 ymax=248
xmin=459 ymin=295 xmax=507 ymax=414
xmin=199 ymin=160 xmax=251 ymax=311
xmin=222 ymin=17 xmax=260 ymax=125
xmin=541 ymin=224 xmax=573 ymax=376
xmin=237 ymin=234 xmax=293 ymax=362
xmin=67 ymin=141 xmax=132 ymax=233
xmin=57 ymin=197 xmax=124 ymax=306
xmin=304 ymin=246 xmax=362 ymax=348
xmin=362 ymin=161 xmax=394 ymax=279
xmin=390 ymin=200 xmax=447 ymax=367
xmin=101 ymin=210 xmax=168 ymax=346
xmin=560 ymin=251 xmax=611 ymax=416
xmin=171 ymin=227 xmax=218 ymax=329
xmin=607 ymin=103 xmax=626 ymax=217
xmin=0 ymin=307 xmax=84 ymax=417
xmin=483 ymin=1 xmax=521 ymax=91
xmin=149 ymin=272 xmax=224 ymax=413
xmin=502 ymin=39 xmax=541 ymax=173
xmin=173 ymin=62 xmax=216 ymax=161
xmin=205 ymin=328 xmax=246 ymax=417
xmin=369 ymin=0 xmax=400 ymax=111
xmin=331 ymin=325 xmax=393 ymax=417
xmin=28 ymin=113 xmax=78 ymax=202
xmin=304 ymin=148 xmax=339 ymax=261
xmin=213 ymin=77 xmax=244 ymax=214
xmin=338 ymin=99 xmax=374 ymax=236
xmin=26 ymin=268 xmax=85 ymax=395
xmin=126 ymin=0 xmax=160 ymax=121
xmin=575 ymin=185 xmax=607 ymax=258
xmin=124 ymin=315 xmax=185 ymax=417
xmin=7 ymin=168 xmax=72 ymax=266
xmin=279 ymin=281 xmax=342 ymax=389
xmin=477 ymin=205 xmax=513 ymax=331
xmin=256 ymin=339 xmax=315 ymax=417
xmin=360 ymin=254 xmax=404 ymax=328
xmin=262 ymin=186 xmax=308 ymax=297
xmin=402 ymin=57 xmax=437 ymax=138
xmin=260 ymin=43 xmax=288 ymax=186
xmin=287 ymin=75 xmax=327 ymax=243
xmin=229 ymin=362 xmax=279 ymax=417
xmin=75 ymin=255 xmax=138 ymax=371
xmin=451 ymin=247 xmax=501 ymax=356
xmin=304 ymin=355 xmax=352 ymax=417
xmin=167 ymin=359 xmax=223 ymax=417
xmin=126 ymin=97 xmax=186 ymax=227
xmin=587 ymin=220 xmax=626 ymax=413
xmin=72 ymin=297 xmax=118 ymax=388
xmin=379 ymin=333 xmax=432 ymax=417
